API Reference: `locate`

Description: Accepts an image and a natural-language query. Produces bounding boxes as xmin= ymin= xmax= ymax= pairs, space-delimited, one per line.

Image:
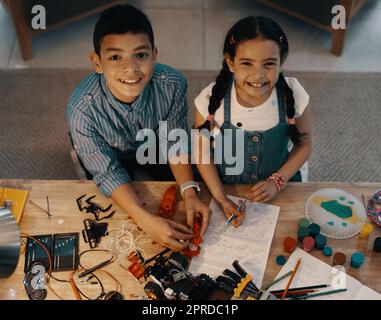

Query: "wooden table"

xmin=0 ymin=180 xmax=380 ymax=300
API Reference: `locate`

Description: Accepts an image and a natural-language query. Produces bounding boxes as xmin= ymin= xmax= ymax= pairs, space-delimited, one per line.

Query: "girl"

xmin=194 ymin=16 xmax=312 ymax=227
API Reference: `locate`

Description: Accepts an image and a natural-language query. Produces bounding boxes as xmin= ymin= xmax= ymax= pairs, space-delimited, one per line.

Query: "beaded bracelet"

xmin=367 ymin=189 xmax=381 ymax=227
xmin=267 ymin=172 xmax=286 ymax=192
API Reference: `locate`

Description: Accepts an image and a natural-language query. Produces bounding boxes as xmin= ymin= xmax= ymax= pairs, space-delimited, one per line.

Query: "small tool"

xmin=224 ymin=214 xmax=238 ymax=226
xmin=46 ymin=196 xmax=51 ymax=220
xmin=78 ymin=257 xmax=114 ymax=278
xmin=236 ymin=199 xmax=247 ymax=211
xmin=29 ymin=200 xmax=52 ymax=219
xmin=224 ymin=200 xmax=247 ymax=226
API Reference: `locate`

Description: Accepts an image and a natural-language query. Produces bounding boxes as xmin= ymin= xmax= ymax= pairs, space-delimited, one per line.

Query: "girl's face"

xmin=226 ymin=38 xmax=282 ymax=107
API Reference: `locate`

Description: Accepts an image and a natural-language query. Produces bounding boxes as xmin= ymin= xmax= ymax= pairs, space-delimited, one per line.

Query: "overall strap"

xmin=275 ymin=82 xmax=287 ymax=123
xmin=223 ymin=80 xmax=234 ymax=123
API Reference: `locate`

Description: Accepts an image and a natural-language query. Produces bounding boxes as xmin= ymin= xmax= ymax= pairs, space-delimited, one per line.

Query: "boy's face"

xmin=225 ymin=38 xmax=282 ymax=106
xmin=91 ymin=32 xmax=157 ymax=104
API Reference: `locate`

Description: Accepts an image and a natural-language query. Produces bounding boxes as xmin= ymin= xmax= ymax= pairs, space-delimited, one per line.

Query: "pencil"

xmin=298 ymin=288 xmax=347 ymax=300
xmin=270 ymin=284 xmax=329 ymax=294
xmin=262 ymin=270 xmax=293 ymax=291
xmin=273 ymin=289 xmax=315 ymax=297
xmin=281 ymin=257 xmax=301 ymax=300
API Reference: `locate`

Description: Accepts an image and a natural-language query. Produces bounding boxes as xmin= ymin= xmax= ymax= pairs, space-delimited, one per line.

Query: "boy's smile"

xmin=226 ymin=38 xmax=282 ymax=107
xmin=91 ymin=32 xmax=157 ymax=104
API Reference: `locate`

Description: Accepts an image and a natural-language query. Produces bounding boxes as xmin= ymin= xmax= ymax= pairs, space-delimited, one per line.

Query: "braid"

xmin=197 ymin=61 xmax=233 ymax=130
xmin=277 ymin=72 xmax=302 ymax=144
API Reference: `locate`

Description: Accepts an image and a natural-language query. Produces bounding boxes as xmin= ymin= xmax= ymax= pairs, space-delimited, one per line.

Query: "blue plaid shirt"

xmin=67 ymin=63 xmax=189 ymax=197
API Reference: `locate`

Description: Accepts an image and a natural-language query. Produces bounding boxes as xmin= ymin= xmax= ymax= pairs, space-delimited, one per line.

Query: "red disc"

xmin=302 ymin=236 xmax=315 ymax=252
xmin=283 ymin=237 xmax=297 ymax=254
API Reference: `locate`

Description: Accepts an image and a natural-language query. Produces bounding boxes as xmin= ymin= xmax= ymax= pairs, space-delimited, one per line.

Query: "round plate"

xmin=305 ymin=188 xmax=367 ymax=239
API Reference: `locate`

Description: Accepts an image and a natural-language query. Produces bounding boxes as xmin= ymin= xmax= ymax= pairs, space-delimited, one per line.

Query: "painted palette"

xmin=305 ymin=188 xmax=367 ymax=239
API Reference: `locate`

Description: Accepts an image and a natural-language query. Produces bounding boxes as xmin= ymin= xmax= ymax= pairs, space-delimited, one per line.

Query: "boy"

xmin=67 ymin=4 xmax=210 ymax=250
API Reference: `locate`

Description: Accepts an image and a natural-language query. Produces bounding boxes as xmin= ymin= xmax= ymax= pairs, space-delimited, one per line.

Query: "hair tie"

xmin=206 ymin=114 xmax=215 ymax=122
xmin=229 ymin=35 xmax=236 ymax=45
xmin=287 ymin=117 xmax=295 ymax=125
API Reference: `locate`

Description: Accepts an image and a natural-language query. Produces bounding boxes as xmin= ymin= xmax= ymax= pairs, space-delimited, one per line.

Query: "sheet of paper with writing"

xmin=271 ymin=248 xmax=381 ymax=300
xmin=188 ymin=195 xmax=279 ymax=288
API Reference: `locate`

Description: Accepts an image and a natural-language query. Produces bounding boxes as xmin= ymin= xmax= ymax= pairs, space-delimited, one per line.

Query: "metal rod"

xmin=29 ymin=200 xmax=52 ymax=218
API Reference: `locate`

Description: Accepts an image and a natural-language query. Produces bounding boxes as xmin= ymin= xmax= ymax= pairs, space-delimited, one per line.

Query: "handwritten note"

xmin=270 ymin=248 xmax=381 ymax=300
xmin=188 ymin=195 xmax=279 ymax=288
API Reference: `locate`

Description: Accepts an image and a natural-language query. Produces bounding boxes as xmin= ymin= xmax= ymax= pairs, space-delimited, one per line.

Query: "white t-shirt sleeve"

xmin=194 ymin=82 xmax=216 ymax=119
xmin=285 ymin=77 xmax=310 ymax=118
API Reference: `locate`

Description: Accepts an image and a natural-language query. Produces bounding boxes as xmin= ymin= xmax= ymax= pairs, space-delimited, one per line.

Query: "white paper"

xmin=354 ymin=285 xmax=381 ymax=300
xmin=188 ymin=195 xmax=279 ymax=288
xmin=270 ymin=248 xmax=381 ymax=300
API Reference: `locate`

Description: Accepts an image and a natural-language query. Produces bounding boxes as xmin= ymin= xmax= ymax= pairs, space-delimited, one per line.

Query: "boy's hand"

xmin=138 ymin=214 xmax=194 ymax=251
xmin=183 ymin=192 xmax=211 ymax=237
xmin=218 ymin=197 xmax=245 ymax=228
xmin=247 ymin=180 xmax=277 ymax=203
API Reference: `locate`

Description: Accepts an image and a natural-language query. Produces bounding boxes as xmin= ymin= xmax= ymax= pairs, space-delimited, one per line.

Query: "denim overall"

xmin=216 ymin=82 xmax=301 ymax=184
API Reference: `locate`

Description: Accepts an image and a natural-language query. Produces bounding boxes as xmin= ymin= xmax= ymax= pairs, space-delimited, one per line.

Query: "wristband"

xmin=267 ymin=173 xmax=286 ymax=192
xmin=180 ymin=181 xmax=200 ymax=196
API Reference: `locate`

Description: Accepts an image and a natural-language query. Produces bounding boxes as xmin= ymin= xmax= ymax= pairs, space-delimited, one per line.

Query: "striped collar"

xmin=100 ymin=73 xmax=149 ymax=115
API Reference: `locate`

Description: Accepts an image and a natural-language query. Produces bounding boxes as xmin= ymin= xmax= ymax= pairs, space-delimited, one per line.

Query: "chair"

xmin=257 ymin=0 xmax=368 ymax=56
xmin=2 ymin=0 xmax=124 ymax=60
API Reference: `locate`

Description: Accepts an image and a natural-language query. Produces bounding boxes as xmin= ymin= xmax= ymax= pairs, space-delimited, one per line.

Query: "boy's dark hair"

xmin=198 ymin=16 xmax=303 ymax=144
xmin=93 ymin=4 xmax=155 ymax=56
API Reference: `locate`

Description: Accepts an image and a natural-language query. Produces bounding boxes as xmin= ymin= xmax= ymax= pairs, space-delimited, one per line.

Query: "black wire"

xmin=78 ymin=249 xmax=114 ymax=268
xmin=76 ymin=249 xmax=116 ymax=300
xmin=72 ymin=271 xmax=105 ymax=300
xmin=49 ymin=274 xmax=70 ymax=283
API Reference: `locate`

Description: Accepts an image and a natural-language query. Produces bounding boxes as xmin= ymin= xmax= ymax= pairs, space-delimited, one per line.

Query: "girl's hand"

xmin=246 ymin=180 xmax=277 ymax=203
xmin=217 ymin=197 xmax=245 ymax=228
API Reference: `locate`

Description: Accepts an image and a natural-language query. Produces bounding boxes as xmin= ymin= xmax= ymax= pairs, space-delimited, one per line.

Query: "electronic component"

xmin=76 ymin=194 xmax=115 ymax=221
xmin=82 ymin=218 xmax=109 ymax=248
xmin=52 ymin=233 xmax=79 ymax=271
xmin=143 ymin=251 xmax=217 ymax=300
xmin=24 ymin=233 xmax=79 ymax=273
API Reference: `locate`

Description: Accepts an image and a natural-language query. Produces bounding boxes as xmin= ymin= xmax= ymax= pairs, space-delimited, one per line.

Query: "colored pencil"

xmin=270 ymin=284 xmax=329 ymax=294
xmin=272 ymin=289 xmax=315 ymax=297
xmin=298 ymin=288 xmax=347 ymax=300
xmin=281 ymin=258 xmax=302 ymax=300
xmin=262 ymin=270 xmax=293 ymax=291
